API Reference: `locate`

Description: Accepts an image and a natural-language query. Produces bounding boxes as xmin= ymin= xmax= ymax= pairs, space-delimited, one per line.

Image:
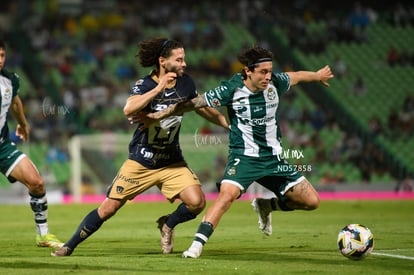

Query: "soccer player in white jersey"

xmin=143 ymin=46 xmax=334 ymax=258
xmin=0 ymin=40 xmax=63 ymax=248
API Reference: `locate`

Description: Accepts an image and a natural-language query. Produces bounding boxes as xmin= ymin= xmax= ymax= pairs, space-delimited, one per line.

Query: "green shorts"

xmin=0 ymin=140 xmax=25 ymax=183
xmin=220 ymin=153 xmax=305 ymax=198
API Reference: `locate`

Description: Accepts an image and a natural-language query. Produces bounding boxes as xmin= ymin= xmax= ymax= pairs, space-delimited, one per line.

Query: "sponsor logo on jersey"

xmin=7 ymin=149 xmax=19 ymax=159
xmin=140 ymin=148 xmax=154 ymax=159
xmin=140 ymin=147 xmax=171 ymax=161
xmin=116 ymin=174 xmax=139 ymax=185
xmin=212 ymin=98 xmax=221 ymax=107
xmin=214 ymin=85 xmax=227 ymax=93
xmin=164 ymin=89 xmax=175 ymax=97
xmin=153 ymin=152 xmax=171 ymax=160
xmin=132 ymin=85 xmax=140 ymax=94
xmin=266 ymin=103 xmax=277 ymax=109
xmin=250 ymin=116 xmax=275 ymax=125
xmin=208 ymin=86 xmax=226 ymax=100
xmin=234 ymin=100 xmax=247 ymax=114
xmin=154 ymin=104 xmax=168 ymax=111
xmin=208 ymin=90 xmax=216 ymax=97
xmin=253 ymin=106 xmax=263 ymax=112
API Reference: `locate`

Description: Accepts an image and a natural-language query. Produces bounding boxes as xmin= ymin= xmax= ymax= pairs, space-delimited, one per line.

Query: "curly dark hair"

xmin=137 ymin=37 xmax=183 ymax=69
xmin=237 ymin=46 xmax=273 ymax=79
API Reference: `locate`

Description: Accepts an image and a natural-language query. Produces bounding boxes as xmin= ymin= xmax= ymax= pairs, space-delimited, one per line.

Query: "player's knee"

xmin=27 ymin=176 xmax=45 ymax=194
xmin=299 ymin=179 xmax=320 ymax=210
xmin=186 ymin=196 xmax=206 ymax=214
xmin=219 ymin=182 xmax=242 ymax=202
xmin=180 ymin=185 xmax=206 ymax=213
xmin=306 ymin=194 xmax=320 ymax=210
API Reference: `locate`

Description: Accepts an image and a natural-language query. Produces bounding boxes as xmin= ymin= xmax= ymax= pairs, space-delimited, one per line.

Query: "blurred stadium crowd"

xmin=1 ymin=0 xmax=413 ymax=192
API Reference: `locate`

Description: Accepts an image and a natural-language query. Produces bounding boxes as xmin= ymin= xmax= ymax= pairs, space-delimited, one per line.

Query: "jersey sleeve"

xmin=129 ymin=77 xmax=151 ymax=96
xmin=203 ymin=73 xmax=243 ymax=108
xmin=185 ymin=74 xmax=198 ymax=99
xmin=11 ymin=72 xmax=20 ymax=98
xmin=272 ymin=72 xmax=290 ymax=96
xmin=3 ymin=69 xmax=20 ymax=97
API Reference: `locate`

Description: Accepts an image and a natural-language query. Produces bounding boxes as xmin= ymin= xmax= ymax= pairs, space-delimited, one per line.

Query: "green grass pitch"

xmin=0 ymin=199 xmax=413 ymax=274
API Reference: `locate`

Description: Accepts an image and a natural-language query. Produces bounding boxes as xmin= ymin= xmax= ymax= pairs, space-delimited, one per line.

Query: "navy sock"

xmin=194 ymin=221 xmax=214 ymax=245
xmin=166 ymin=203 xmax=197 ymax=228
xmin=65 ymin=209 xmax=104 ymax=249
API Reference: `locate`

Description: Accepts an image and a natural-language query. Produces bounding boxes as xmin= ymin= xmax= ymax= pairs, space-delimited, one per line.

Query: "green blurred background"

xmin=1 ymin=0 xmax=413 ymax=201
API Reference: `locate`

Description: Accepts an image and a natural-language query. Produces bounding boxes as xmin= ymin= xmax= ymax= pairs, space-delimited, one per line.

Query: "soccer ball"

xmin=337 ymin=224 xmax=374 ymax=260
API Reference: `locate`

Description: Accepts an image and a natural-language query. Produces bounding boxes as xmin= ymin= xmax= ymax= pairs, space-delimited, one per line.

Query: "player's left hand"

xmin=16 ymin=124 xmax=29 ymax=141
xmin=317 ymin=65 xmax=334 ymax=87
xmin=128 ymin=111 xmax=156 ymax=130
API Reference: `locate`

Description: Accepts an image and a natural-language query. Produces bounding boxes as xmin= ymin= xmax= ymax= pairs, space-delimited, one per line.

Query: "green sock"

xmin=29 ymin=193 xmax=49 ymax=235
xmin=194 ymin=221 xmax=214 ymax=245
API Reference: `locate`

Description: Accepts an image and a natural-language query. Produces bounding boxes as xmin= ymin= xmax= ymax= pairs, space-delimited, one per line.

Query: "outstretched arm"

xmin=196 ymin=107 xmax=229 ymax=130
xmin=149 ymin=94 xmax=209 ymax=120
xmin=287 ymin=65 xmax=334 ymax=87
xmin=128 ymin=94 xmax=218 ymax=129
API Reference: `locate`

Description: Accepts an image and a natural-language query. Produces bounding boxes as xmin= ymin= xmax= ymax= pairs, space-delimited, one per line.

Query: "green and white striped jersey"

xmin=204 ymin=72 xmax=290 ymax=157
xmin=0 ymin=69 xmax=19 ymax=142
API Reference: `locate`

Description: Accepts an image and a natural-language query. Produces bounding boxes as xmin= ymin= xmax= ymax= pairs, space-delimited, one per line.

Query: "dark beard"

xmin=165 ymin=66 xmax=181 ymax=76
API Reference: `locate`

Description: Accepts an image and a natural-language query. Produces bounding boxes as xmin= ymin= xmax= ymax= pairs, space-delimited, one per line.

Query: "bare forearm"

xmin=196 ymin=107 xmax=229 ymax=129
xmin=11 ymin=96 xmax=28 ymax=126
xmin=124 ymin=72 xmax=179 ymax=116
xmin=287 ymin=71 xmax=320 ymax=86
xmin=287 ymin=65 xmax=333 ymax=87
xmin=123 ymin=89 xmax=160 ymax=116
xmin=152 ymin=94 xmax=208 ymax=120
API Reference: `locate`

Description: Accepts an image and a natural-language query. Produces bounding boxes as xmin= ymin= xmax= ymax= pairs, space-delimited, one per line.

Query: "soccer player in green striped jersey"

xmin=143 ymin=46 xmax=334 ymax=258
xmin=0 ymin=40 xmax=63 ymax=248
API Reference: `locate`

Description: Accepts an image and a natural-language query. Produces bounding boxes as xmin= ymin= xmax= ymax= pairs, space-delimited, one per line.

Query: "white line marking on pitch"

xmin=372 ymin=252 xmax=414 ymax=260
xmin=375 ymin=248 xmax=414 ymax=252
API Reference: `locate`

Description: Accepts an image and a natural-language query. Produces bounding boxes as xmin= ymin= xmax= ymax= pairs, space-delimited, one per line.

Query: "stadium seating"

xmin=292 ymin=21 xmax=414 ymax=180
xmin=5 ymin=1 xmax=413 ymax=192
